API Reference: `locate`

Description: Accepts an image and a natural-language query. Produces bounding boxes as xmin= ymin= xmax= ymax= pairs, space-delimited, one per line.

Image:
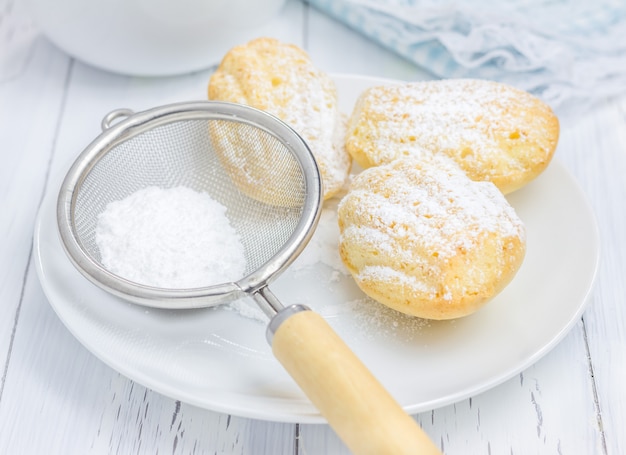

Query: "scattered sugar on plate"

xmin=95 ymin=186 xmax=246 ymax=289
xmin=227 ymin=298 xmax=267 ymax=323
xmin=320 ymin=296 xmax=431 ymax=342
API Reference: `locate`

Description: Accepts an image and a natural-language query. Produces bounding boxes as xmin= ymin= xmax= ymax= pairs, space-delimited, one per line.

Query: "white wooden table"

xmin=1 ymin=0 xmax=625 ymax=453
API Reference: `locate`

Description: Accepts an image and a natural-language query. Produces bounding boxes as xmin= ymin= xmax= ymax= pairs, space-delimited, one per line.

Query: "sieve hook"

xmin=101 ymin=108 xmax=135 ymax=130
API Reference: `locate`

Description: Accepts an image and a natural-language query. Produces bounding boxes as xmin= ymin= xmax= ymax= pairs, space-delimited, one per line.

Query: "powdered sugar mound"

xmin=96 ymin=186 xmax=246 ymax=289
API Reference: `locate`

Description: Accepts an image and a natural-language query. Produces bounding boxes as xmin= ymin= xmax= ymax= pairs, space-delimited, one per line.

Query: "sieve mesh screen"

xmin=72 ymin=117 xmax=307 ymax=281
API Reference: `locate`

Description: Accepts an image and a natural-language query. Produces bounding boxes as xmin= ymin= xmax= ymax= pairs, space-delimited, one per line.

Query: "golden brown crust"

xmin=337 ymin=154 xmax=526 ymax=320
xmin=208 ymin=37 xmax=351 ymax=200
xmin=345 ymin=79 xmax=559 ymax=194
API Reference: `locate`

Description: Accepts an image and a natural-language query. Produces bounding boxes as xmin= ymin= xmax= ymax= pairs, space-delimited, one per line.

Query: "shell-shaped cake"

xmin=345 ymin=79 xmax=559 ymax=194
xmin=209 ymin=37 xmax=351 ymax=201
xmin=338 ymin=154 xmax=526 ymax=320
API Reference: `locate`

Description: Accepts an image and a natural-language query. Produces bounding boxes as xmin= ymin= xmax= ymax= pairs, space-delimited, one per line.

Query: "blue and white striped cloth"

xmin=307 ymin=0 xmax=626 ymax=113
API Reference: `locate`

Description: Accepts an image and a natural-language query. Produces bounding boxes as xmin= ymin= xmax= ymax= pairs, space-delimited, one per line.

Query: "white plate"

xmin=33 ymin=75 xmax=600 ymax=423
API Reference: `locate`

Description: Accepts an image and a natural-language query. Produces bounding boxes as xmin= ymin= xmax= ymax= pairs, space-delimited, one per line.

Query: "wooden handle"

xmin=271 ymin=310 xmax=442 ymax=455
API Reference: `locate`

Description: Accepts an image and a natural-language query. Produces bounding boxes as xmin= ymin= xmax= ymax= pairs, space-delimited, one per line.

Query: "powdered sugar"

xmin=319 ymin=297 xmax=432 ymax=342
xmin=227 ymin=299 xmax=267 ymax=322
xmin=347 ymin=79 xmax=558 ymax=192
xmin=357 ymin=265 xmax=436 ymax=295
xmin=341 ymin=154 xmax=525 ymax=261
xmin=354 ymin=80 xmax=529 ymax=164
xmin=95 ymin=186 xmax=246 ymax=289
xmin=249 ymin=64 xmax=351 ymax=199
xmin=209 ymin=38 xmax=351 ymax=199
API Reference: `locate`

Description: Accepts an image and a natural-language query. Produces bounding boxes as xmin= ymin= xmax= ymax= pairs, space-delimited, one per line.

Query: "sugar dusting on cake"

xmin=349 ymin=79 xmax=556 ymax=171
xmin=341 ymin=154 xmax=525 ymax=263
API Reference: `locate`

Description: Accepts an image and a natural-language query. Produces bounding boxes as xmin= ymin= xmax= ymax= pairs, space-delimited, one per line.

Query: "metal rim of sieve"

xmin=56 ymin=101 xmax=322 ymax=312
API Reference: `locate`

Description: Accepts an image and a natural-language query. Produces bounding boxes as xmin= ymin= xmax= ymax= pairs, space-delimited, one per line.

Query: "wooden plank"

xmin=423 ymin=323 xmax=602 ymax=454
xmin=298 ymin=323 xmax=602 ymax=454
xmin=556 ymin=95 xmax=626 ymax=455
xmin=0 ymin=30 xmax=70 ymax=382
xmin=0 ymin=253 xmax=297 ymax=454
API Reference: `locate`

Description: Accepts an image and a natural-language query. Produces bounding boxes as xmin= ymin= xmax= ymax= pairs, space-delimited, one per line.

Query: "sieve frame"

xmin=57 ymin=101 xmax=323 ymax=310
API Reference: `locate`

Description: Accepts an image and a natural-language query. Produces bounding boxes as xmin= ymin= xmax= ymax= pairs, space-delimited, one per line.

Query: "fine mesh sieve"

xmin=56 ymin=101 xmax=440 ymax=455
xmin=57 ymin=101 xmax=321 ymax=316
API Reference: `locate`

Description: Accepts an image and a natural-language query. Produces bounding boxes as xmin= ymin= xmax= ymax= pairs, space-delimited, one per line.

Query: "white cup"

xmin=26 ymin=0 xmax=287 ymax=76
